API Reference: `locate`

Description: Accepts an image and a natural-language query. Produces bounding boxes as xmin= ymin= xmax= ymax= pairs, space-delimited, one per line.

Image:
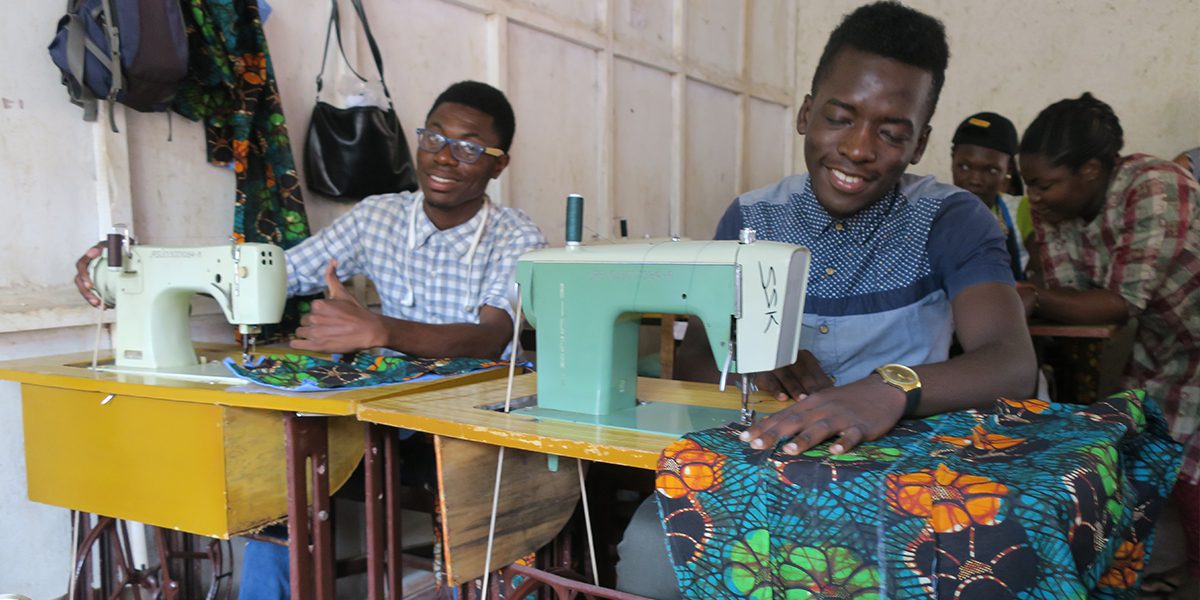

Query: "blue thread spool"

xmin=565 ymin=194 xmax=584 ymax=246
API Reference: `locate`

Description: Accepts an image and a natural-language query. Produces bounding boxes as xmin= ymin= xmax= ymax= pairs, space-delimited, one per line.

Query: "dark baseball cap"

xmin=952 ymin=112 xmax=1018 ymax=156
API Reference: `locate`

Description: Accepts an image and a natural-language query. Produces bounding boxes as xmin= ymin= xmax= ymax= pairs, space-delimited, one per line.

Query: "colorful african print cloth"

xmin=656 ymin=390 xmax=1182 ymax=599
xmin=172 ymin=0 xmax=315 ymax=337
xmin=224 ymin=352 xmax=506 ymax=391
xmin=1035 ymin=154 xmax=1200 ymax=482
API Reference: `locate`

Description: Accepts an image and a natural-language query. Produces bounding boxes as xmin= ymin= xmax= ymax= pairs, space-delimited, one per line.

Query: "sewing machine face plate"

xmin=81 ymin=360 xmax=247 ymax=386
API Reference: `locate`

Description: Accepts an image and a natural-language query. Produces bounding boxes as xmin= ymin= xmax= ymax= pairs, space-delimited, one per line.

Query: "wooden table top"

xmin=0 ymin=343 xmax=509 ymax=415
xmin=1027 ymin=320 xmax=1121 ymax=339
xmin=358 ymin=373 xmax=791 ymax=470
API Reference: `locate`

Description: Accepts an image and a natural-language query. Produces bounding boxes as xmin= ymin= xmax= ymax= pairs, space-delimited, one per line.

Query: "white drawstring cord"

xmin=402 ymin=196 xmax=490 ymax=312
xmin=481 ymin=290 xmax=522 ymax=596
xmin=91 ymin=303 xmax=105 ymax=370
xmin=578 ymin=458 xmax=600 ymax=585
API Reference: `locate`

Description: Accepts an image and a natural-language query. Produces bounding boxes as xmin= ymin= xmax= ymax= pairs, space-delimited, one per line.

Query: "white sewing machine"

xmin=513 ymin=230 xmax=810 ymax=435
xmin=87 ymin=234 xmax=287 ymax=382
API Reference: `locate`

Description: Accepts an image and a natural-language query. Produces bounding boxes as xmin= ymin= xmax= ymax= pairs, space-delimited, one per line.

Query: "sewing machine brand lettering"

xmin=149 ymin=249 xmax=203 ymax=260
xmin=587 ymin=268 xmax=673 ymax=282
xmin=758 ymin=262 xmax=780 ymax=333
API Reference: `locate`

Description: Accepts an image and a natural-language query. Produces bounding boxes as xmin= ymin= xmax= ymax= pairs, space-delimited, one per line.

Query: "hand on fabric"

xmin=753 ymin=350 xmax=834 ymax=400
xmin=291 ymin=260 xmax=385 ymax=353
xmin=74 ymin=242 xmax=107 ymax=308
xmin=739 ymin=376 xmax=905 ymax=456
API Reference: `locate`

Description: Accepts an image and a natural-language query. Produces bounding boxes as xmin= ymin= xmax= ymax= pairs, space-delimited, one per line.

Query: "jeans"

xmin=614 ymin=496 xmax=683 ymax=599
xmin=238 ymin=526 xmax=289 ymax=600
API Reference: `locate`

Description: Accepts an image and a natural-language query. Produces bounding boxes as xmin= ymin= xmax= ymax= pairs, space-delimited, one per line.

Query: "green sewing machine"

xmin=87 ymin=234 xmax=287 ymax=383
xmin=514 ymin=231 xmax=810 ymax=435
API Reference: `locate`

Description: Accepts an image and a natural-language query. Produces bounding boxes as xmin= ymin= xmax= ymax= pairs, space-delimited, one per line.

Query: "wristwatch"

xmin=875 ymin=363 xmax=922 ymax=418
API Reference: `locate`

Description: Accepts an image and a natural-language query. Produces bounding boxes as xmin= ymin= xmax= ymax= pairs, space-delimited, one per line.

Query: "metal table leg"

xmin=364 ymin=423 xmax=404 ymax=600
xmin=284 ymin=413 xmax=334 ymax=600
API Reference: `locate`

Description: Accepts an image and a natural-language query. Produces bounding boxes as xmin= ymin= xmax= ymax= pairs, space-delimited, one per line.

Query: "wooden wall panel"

xmin=685 ymin=0 xmax=743 ymax=79
xmin=613 ymin=58 xmax=673 ymax=240
xmin=614 ymin=0 xmax=674 ymax=56
xmin=683 ymin=79 xmax=738 ymax=239
xmin=745 ymin=97 xmax=791 ymax=194
xmin=506 ymin=24 xmax=600 ymax=244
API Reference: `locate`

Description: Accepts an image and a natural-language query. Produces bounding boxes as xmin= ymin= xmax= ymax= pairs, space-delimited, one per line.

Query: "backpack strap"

xmin=63 ymin=0 xmax=98 ymax=121
xmin=97 ymin=0 xmax=122 ymax=131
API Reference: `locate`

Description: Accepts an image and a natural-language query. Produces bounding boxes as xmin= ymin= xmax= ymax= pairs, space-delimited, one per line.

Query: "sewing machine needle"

xmin=241 ymin=335 xmax=254 ymax=366
xmin=739 ymin=373 xmax=754 ymax=425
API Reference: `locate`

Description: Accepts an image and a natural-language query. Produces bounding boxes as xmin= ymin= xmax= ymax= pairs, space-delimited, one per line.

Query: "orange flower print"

xmin=1099 ymin=541 xmax=1144 ymax=589
xmin=932 ymin=425 xmax=1025 ymax=451
xmin=657 ymin=439 xmax=724 ymax=499
xmin=239 ymin=53 xmax=267 ymax=85
xmin=886 ymin=464 xmax=1008 ymax=533
xmin=1000 ymin=397 xmax=1049 ymax=413
xmin=232 ymin=139 xmax=249 ymax=174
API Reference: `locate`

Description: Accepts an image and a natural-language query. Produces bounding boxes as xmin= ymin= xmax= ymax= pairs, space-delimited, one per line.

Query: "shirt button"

xmin=834 ymin=223 xmax=845 ymax=231
xmin=825 ymin=267 xmax=836 ymax=276
xmin=819 ymin=324 xmax=830 ymax=334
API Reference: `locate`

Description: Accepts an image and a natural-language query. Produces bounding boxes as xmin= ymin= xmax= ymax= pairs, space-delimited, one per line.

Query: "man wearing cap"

xmin=950 ymin=111 xmax=1028 ymax=279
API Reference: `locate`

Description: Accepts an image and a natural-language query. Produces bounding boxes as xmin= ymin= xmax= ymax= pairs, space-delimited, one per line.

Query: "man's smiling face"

xmin=797 ymin=48 xmax=934 ymax=218
xmin=416 ymin=102 xmax=509 ymax=214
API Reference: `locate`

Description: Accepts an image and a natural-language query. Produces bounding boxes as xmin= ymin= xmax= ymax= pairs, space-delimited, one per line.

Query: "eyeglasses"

xmin=415 ymin=128 xmax=505 ymax=164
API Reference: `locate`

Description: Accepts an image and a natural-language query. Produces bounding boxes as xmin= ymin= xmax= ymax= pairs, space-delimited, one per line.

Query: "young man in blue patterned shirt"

xmin=618 ymin=3 xmax=1036 ymax=597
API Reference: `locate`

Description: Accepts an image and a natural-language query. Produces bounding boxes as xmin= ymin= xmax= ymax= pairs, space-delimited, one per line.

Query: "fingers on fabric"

xmin=739 ymin=397 xmax=811 ymax=450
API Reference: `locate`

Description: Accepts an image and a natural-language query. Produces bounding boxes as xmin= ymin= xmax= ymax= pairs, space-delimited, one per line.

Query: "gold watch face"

xmin=879 ymin=364 xmax=919 ymax=388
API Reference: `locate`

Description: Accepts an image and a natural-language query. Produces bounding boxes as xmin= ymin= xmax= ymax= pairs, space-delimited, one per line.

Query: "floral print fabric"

xmin=656 ymin=390 xmax=1181 ymax=599
xmin=224 ymin=352 xmax=506 ymax=391
xmin=173 ymin=0 xmax=315 ymax=337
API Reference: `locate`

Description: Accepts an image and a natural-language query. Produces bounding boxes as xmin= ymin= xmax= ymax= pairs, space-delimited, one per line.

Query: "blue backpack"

xmin=48 ymin=0 xmax=189 ymax=130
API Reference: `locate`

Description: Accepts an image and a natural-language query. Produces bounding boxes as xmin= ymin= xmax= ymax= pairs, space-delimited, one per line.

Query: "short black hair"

xmin=426 ymin=81 xmax=516 ymax=152
xmin=811 ymin=2 xmax=949 ymax=118
xmin=1019 ymin=92 xmax=1124 ymax=173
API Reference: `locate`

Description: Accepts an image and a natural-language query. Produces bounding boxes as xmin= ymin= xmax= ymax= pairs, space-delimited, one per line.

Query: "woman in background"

xmin=1018 ymin=93 xmax=1200 ymax=598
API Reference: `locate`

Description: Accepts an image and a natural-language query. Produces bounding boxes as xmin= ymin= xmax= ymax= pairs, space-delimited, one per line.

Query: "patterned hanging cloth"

xmin=224 ymin=352 xmax=508 ymax=392
xmin=172 ymin=0 xmax=314 ymax=338
xmin=656 ymin=390 xmax=1182 ymax=599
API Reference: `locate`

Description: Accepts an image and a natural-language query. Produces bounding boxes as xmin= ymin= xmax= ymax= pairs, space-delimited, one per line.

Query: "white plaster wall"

xmin=794 ymin=0 xmax=1200 ymax=181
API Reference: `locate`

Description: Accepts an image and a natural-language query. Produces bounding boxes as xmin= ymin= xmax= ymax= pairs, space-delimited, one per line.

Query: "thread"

xmin=565 ymin=194 xmax=584 ymax=246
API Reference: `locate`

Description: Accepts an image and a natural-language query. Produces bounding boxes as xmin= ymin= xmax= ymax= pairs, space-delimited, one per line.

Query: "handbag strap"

xmin=315 ymin=0 xmax=395 ymax=106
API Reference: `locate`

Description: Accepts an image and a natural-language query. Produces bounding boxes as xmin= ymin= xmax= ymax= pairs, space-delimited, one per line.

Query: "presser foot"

xmin=739 ymin=408 xmax=756 ymax=425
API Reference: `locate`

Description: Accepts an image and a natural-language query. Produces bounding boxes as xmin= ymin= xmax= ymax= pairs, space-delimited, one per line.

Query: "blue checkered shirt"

xmin=286 ymin=192 xmax=547 ymax=351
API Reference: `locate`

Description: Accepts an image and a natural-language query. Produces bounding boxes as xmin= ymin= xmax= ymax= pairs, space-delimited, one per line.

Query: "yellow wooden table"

xmin=0 ymin=343 xmax=509 ymax=600
xmin=357 ymin=373 xmax=790 ymax=587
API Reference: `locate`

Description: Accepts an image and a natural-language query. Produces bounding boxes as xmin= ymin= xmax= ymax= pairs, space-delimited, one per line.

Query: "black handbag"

xmin=304 ymin=0 xmax=417 ymax=199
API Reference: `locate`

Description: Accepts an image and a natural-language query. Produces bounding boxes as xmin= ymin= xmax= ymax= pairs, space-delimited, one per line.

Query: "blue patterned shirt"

xmin=286 ymin=192 xmax=547 ymax=352
xmin=716 ymin=174 xmax=1012 ymax=386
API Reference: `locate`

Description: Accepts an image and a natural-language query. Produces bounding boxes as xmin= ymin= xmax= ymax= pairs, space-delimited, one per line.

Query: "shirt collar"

xmin=795 ymin=177 xmax=903 ymax=246
xmin=409 ymin=193 xmax=492 ymax=256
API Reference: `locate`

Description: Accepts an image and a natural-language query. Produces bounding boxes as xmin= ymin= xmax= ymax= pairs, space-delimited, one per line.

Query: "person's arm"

xmin=291 ymin=261 xmax=513 ymax=358
xmin=1016 ymin=284 xmax=1129 ymax=325
xmin=741 ymin=282 xmax=1036 ymax=455
xmin=75 ymin=242 xmax=107 ymax=307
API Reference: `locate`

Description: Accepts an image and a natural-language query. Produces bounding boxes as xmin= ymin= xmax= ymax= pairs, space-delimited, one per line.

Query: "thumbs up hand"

xmin=291 ymin=260 xmax=386 ymax=353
